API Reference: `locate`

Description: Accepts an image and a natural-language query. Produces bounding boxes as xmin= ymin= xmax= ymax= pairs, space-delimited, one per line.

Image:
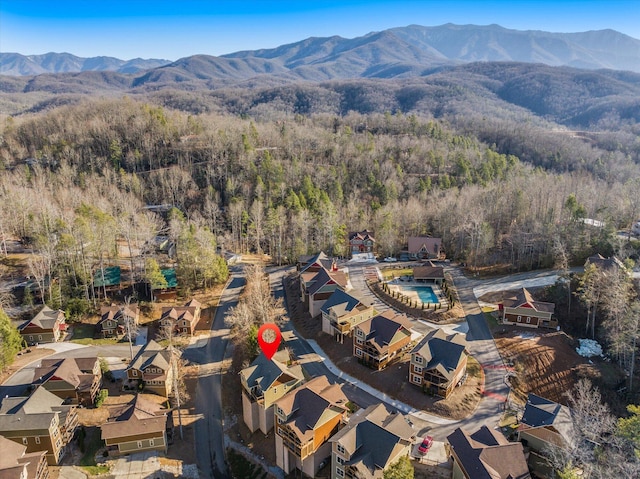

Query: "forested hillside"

xmin=1 ymin=98 xmax=638 ymax=286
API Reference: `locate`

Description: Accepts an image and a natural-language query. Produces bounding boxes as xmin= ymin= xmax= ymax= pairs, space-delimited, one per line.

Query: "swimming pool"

xmin=402 ymin=285 xmax=439 ymax=304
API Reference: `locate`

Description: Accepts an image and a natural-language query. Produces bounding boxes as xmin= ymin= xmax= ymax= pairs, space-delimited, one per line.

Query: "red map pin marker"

xmin=257 ymin=323 xmax=282 ymax=360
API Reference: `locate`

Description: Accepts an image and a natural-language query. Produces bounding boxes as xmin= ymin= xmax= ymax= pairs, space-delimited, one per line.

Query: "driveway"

xmin=111 ymin=451 xmax=161 ymax=479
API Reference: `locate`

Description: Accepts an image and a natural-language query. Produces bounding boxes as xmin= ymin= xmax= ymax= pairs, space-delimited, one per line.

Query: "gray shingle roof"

xmin=128 ymin=340 xmax=171 ymax=372
xmin=0 ymin=388 xmax=72 ymax=432
xmin=240 ymin=350 xmax=305 ymax=396
xmin=330 ymin=404 xmax=414 ymax=477
xmin=320 ymin=290 xmax=365 ymax=316
xmin=18 ymin=306 xmax=64 ymax=331
xmin=447 ymin=426 xmax=530 ymax=479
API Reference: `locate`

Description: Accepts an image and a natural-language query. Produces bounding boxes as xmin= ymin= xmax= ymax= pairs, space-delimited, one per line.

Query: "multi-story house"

xmin=18 ymin=306 xmax=66 ymax=345
xmin=518 ymin=394 xmax=573 ymax=479
xmin=240 ymin=350 xmax=307 ymax=434
xmin=274 ymin=376 xmax=350 ymax=477
xmin=0 ymin=388 xmax=78 ymax=465
xmin=32 ymin=357 xmax=102 ymax=407
xmin=159 ymin=299 xmax=202 ymax=336
xmin=0 ymin=435 xmax=50 ymax=479
xmin=99 ymin=304 xmax=140 ymax=338
xmin=101 ymin=394 xmax=173 ymax=456
xmin=301 ymin=267 xmax=349 ymax=318
xmin=348 ymin=230 xmax=376 ymax=256
xmin=446 ymin=426 xmax=530 ymax=479
xmin=126 ymin=340 xmax=174 ymax=397
xmin=298 ymin=251 xmax=336 ymax=274
xmin=407 ymin=236 xmax=442 ymax=260
xmin=353 ymin=312 xmax=413 ymax=370
xmin=329 ymin=403 xmax=415 ymax=479
xmin=501 ymin=288 xmax=556 ymax=329
xmin=321 ymin=290 xmax=377 ymax=343
xmin=409 ymin=329 xmax=467 ymax=398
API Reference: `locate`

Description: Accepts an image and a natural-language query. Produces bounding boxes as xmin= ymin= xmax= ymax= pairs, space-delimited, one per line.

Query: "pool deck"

xmin=386 ymin=278 xmax=449 ymax=309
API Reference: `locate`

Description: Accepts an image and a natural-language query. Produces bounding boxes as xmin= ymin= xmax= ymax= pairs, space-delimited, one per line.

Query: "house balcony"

xmin=331 ymin=321 xmax=351 ymax=334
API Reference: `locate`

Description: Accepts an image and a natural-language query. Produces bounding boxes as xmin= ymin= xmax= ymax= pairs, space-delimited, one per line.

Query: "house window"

xmin=414 ymin=355 xmax=423 ymax=364
xmin=356 ymin=338 xmax=363 ymax=345
xmin=355 ymin=348 xmax=362 ymax=357
xmin=414 ymin=366 xmax=422 ymax=374
xmin=38 ymin=335 xmax=43 ymax=341
xmin=337 ymin=456 xmax=345 ymax=465
xmin=526 ymin=317 xmax=531 ymax=324
xmin=337 ymin=444 xmax=345 ymax=454
xmin=336 ymin=466 xmax=344 ymax=477
xmin=35 ymin=436 xmax=41 ymax=444
xmin=411 ymin=374 xmax=422 ymax=384
xmin=517 ymin=315 xmax=522 ymax=322
xmin=183 ymin=328 xmax=188 ymax=332
xmin=137 ymin=441 xmax=143 ymax=448
xmin=29 ymin=335 xmax=33 ymax=341
xmin=22 ymin=437 xmax=28 ymax=445
xmin=132 ymin=370 xmax=138 ymax=377
xmin=356 ymin=329 xmax=364 ymax=338
xmin=149 ymin=439 xmax=154 ymax=447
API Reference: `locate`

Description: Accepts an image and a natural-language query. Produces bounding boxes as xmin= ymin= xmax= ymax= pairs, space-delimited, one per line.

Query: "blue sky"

xmin=1 ymin=1 xmax=638 ymax=60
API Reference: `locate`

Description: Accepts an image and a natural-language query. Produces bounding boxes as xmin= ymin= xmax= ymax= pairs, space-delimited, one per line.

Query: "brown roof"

xmin=412 ymin=262 xmax=444 ymax=279
xmin=502 ymin=288 xmax=555 ymax=314
xmin=0 ymin=435 xmax=28 ymax=468
xmin=19 ymin=306 xmax=65 ymax=332
xmin=357 ymin=313 xmax=412 ymax=354
xmin=33 ymin=357 xmax=98 ymax=391
xmin=407 ymin=237 xmax=441 ymax=255
xmin=101 ymin=395 xmax=167 ymax=441
xmin=274 ymin=376 xmax=348 ymax=443
xmin=160 ymin=299 xmax=201 ymax=325
xmin=447 ymin=426 xmax=530 ymax=479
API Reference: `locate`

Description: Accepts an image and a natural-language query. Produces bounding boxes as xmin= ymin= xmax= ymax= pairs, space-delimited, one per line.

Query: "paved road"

xmin=183 ymin=270 xmax=245 ymax=479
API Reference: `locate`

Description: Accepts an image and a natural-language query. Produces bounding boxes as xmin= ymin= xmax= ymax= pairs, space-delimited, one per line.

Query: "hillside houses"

xmin=99 ymin=304 xmax=139 ymax=338
xmin=126 ymin=340 xmax=174 ymax=397
xmin=274 ymin=376 xmax=350 ymax=477
xmin=101 ymin=395 xmax=173 ymax=456
xmin=446 ymin=426 xmax=530 ymax=479
xmin=353 ymin=312 xmax=414 ymax=370
xmin=18 ymin=306 xmax=66 ymax=345
xmin=299 ymin=252 xmax=350 ymax=318
xmin=0 ymin=434 xmax=50 ymax=479
xmin=409 ymin=329 xmax=467 ymax=398
xmin=32 ymin=357 xmax=102 ymax=407
xmin=320 ymin=289 xmax=377 ymax=342
xmin=501 ymin=288 xmax=556 ymax=329
xmin=240 ymin=350 xmax=307 ymax=435
xmin=159 ymin=299 xmax=202 ymax=336
xmin=0 ymin=388 xmax=78 ymax=465
xmin=329 ymin=403 xmax=415 ymax=479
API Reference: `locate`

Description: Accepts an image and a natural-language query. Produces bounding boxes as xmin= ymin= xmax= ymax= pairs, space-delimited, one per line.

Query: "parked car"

xmin=383 ymin=256 xmax=398 ymax=262
xmin=418 ymin=436 xmax=434 ymax=454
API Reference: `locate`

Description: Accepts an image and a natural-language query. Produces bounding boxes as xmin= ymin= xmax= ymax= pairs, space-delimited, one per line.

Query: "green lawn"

xmin=380 ymin=267 xmax=414 ymax=280
xmin=70 ymin=323 xmax=118 ymax=345
xmin=79 ymin=427 xmax=110 ymax=474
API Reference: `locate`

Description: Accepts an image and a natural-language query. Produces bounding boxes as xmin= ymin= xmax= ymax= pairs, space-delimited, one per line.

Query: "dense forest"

xmin=1 ymin=97 xmax=639 ymax=275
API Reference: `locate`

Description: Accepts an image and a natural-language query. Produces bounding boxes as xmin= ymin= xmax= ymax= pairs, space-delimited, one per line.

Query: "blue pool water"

xmin=403 ymin=285 xmax=439 ymax=304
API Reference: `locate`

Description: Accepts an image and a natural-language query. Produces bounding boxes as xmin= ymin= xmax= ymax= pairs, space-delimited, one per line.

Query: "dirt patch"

xmin=494 ymin=329 xmax=605 ymax=406
xmin=0 ymin=347 xmax=55 ymax=385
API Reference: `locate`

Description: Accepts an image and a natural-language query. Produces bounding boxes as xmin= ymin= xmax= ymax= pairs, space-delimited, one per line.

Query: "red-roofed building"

xmin=501 ymin=288 xmax=556 ymax=329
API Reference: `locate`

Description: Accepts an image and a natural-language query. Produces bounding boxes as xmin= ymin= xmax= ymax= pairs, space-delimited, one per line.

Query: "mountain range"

xmin=1 ymin=24 xmax=640 ymax=129
xmin=2 ymin=24 xmax=639 ymax=79
xmin=0 ymin=52 xmax=171 ymax=76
